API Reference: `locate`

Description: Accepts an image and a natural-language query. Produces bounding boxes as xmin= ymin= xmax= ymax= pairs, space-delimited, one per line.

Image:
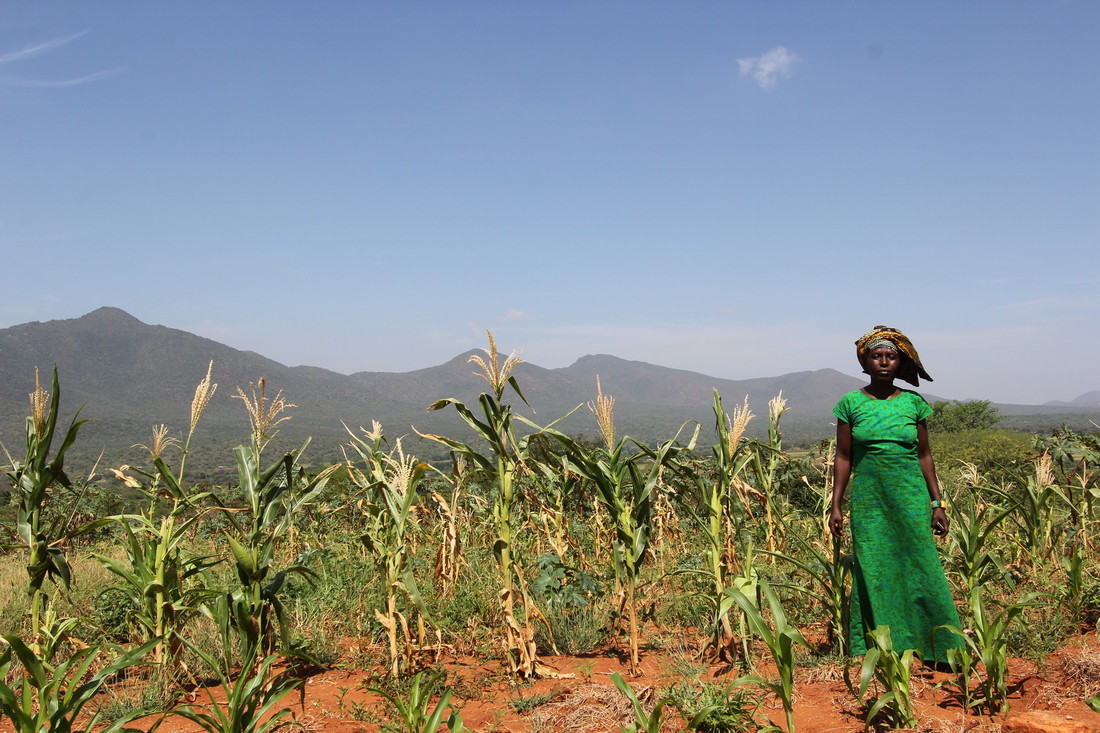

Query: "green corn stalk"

xmin=721 ymin=579 xmax=809 ymax=733
xmin=990 ymin=455 xmax=1073 ymax=566
xmin=0 ymin=634 xmax=158 ymax=733
xmin=368 ymin=670 xmax=466 ymax=733
xmin=677 ymin=390 xmax=756 ymax=660
xmin=554 ymin=426 xmax=694 ymax=675
xmin=219 ymin=442 xmax=339 ymax=659
xmin=1036 ymin=428 xmax=1100 ymax=543
xmin=93 ymin=510 xmax=220 ymax=673
xmin=94 ymin=361 xmax=223 ymax=676
xmin=744 ymin=393 xmax=788 ymax=557
xmin=418 ymin=332 xmax=576 ymax=677
xmin=945 ymin=498 xmax=1014 ymax=594
xmin=937 ymin=590 xmax=1038 ymax=715
xmin=611 ymin=672 xmax=673 ymax=733
xmin=763 ymin=530 xmax=853 ymax=656
xmin=175 ymin=624 xmax=304 ymax=733
xmin=345 ymin=425 xmax=437 ymax=676
xmin=940 ymin=642 xmax=979 ymax=713
xmin=1 ymin=368 xmax=108 ymax=654
xmin=846 ymin=625 xmax=918 ymax=730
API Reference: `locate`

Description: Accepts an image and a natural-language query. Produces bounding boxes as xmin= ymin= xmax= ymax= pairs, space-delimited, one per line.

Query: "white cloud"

xmin=1 ymin=69 xmax=123 ymax=88
xmin=0 ymin=30 xmax=122 ymax=88
xmin=737 ymin=46 xmax=800 ymax=89
xmin=0 ymin=32 xmax=88 ymax=66
xmin=502 ymin=309 xmax=528 ymax=322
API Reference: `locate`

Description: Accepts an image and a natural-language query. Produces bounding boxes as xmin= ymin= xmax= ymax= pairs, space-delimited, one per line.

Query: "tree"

xmin=927 ymin=400 xmax=1001 ymax=433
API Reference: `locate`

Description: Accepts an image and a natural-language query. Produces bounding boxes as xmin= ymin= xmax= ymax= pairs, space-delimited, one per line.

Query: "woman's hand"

xmin=931 ymin=507 xmax=949 ymax=536
xmin=829 ymin=505 xmax=845 ymax=538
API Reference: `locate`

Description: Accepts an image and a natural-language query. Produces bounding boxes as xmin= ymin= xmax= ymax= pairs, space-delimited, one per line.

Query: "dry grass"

xmin=0 ymin=550 xmax=121 ymax=634
xmin=524 ymin=682 xmax=645 ymax=733
xmin=1057 ymin=644 xmax=1100 ymax=697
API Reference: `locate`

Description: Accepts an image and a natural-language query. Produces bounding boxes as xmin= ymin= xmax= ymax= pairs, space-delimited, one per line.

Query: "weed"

xmin=509 ymin=686 xmax=565 ymax=713
xmin=665 ymin=678 xmax=760 ymax=732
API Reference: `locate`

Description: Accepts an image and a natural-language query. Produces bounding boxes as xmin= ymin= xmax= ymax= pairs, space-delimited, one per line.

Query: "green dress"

xmin=832 ymin=389 xmax=961 ymax=660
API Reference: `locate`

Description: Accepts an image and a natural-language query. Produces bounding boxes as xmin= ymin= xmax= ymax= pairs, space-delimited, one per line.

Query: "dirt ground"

xmin=139 ymin=631 xmax=1100 ymax=733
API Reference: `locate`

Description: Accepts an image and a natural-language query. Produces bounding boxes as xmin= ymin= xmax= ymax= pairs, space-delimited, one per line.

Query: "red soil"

xmin=135 ymin=632 xmax=1100 ymax=733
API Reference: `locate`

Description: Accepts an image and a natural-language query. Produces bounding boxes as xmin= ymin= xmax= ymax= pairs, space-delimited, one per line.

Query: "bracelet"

xmin=931 ymin=500 xmax=945 ymax=509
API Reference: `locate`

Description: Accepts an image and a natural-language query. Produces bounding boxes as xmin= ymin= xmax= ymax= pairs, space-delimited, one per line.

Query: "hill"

xmin=1 ymin=309 xmax=1097 ymax=479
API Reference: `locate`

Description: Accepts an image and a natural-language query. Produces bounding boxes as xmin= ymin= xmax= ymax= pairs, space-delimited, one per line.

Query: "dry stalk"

xmin=431 ymin=490 xmax=462 ymax=597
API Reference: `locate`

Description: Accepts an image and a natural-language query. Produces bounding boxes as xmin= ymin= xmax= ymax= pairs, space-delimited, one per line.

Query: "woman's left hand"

xmin=931 ymin=507 xmax=949 ymax=536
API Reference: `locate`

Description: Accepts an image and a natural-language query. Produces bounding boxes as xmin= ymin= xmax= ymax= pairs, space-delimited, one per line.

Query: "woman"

xmin=829 ymin=325 xmax=961 ymax=660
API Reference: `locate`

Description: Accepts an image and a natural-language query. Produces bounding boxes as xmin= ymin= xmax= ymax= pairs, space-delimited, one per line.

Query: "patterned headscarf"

xmin=855 ymin=325 xmax=933 ymax=387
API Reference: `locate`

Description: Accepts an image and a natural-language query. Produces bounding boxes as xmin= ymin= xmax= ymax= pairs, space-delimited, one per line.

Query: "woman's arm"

xmin=829 ymin=421 xmax=852 ymax=537
xmin=917 ymin=420 xmax=949 ymax=536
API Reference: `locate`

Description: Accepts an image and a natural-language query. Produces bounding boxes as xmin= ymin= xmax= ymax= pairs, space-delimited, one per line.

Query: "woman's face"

xmin=863 ymin=346 xmax=901 ymax=381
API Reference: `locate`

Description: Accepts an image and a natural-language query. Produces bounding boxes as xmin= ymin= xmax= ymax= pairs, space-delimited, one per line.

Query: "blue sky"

xmin=1 ymin=2 xmax=1096 ymax=405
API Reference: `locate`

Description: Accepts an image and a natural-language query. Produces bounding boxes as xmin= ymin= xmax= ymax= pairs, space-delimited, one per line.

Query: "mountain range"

xmin=1 ymin=308 xmax=1097 ymax=478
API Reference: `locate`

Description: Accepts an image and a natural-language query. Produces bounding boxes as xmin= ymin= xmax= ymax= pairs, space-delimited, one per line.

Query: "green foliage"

xmin=930 ymin=429 xmax=1032 ymax=486
xmin=665 ymin=678 xmax=760 ymax=733
xmin=367 ymin=670 xmax=465 ymax=733
xmin=3 ymin=368 xmax=108 ymax=648
xmin=928 ymin=400 xmax=1002 ymax=433
xmin=721 ymin=580 xmax=809 ymax=733
xmin=945 ymin=498 xmax=1014 ymax=594
xmin=939 ymin=590 xmax=1037 ymax=715
xmin=531 ymin=552 xmax=607 ymax=655
xmin=553 ymin=425 xmax=696 ymax=673
xmin=763 ymin=532 xmax=853 ymax=655
xmin=611 ymin=672 xmax=674 ymax=733
xmin=847 ymin=625 xmax=918 ymax=730
xmin=218 ymin=444 xmax=339 ymax=658
xmin=0 ymin=634 xmax=158 ymax=733
xmin=174 ymin=635 xmax=304 ymax=733
xmin=345 ymin=426 xmax=437 ymax=675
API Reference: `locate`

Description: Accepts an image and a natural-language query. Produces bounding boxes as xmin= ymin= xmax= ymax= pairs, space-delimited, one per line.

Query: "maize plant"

xmin=945 ymin=495 xmax=1013 ymax=595
xmin=94 ymin=508 xmax=220 ymax=674
xmin=176 ymin=620 xmax=304 ymax=733
xmin=678 ymin=390 xmax=756 ymax=660
xmin=991 ymin=453 xmax=1073 ymax=566
xmin=938 ymin=590 xmax=1038 ymax=715
xmin=847 ymin=625 xmax=919 ymax=730
xmin=1036 ymin=429 xmax=1099 ymax=554
xmin=722 ymin=580 xmax=809 ymax=733
xmin=547 ymin=378 xmax=696 ymax=674
xmin=0 ymin=635 xmax=158 ymax=733
xmin=219 ymin=442 xmax=339 ymax=659
xmin=345 ymin=424 xmax=436 ymax=675
xmin=368 ymin=670 xmax=467 ymax=733
xmin=745 ymin=392 xmax=788 ymax=556
xmin=1 ymin=368 xmax=106 ymax=654
xmin=96 ymin=362 xmax=221 ymax=676
xmin=418 ymin=332 xmax=561 ymax=677
xmin=764 ymin=530 xmax=853 ymax=656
